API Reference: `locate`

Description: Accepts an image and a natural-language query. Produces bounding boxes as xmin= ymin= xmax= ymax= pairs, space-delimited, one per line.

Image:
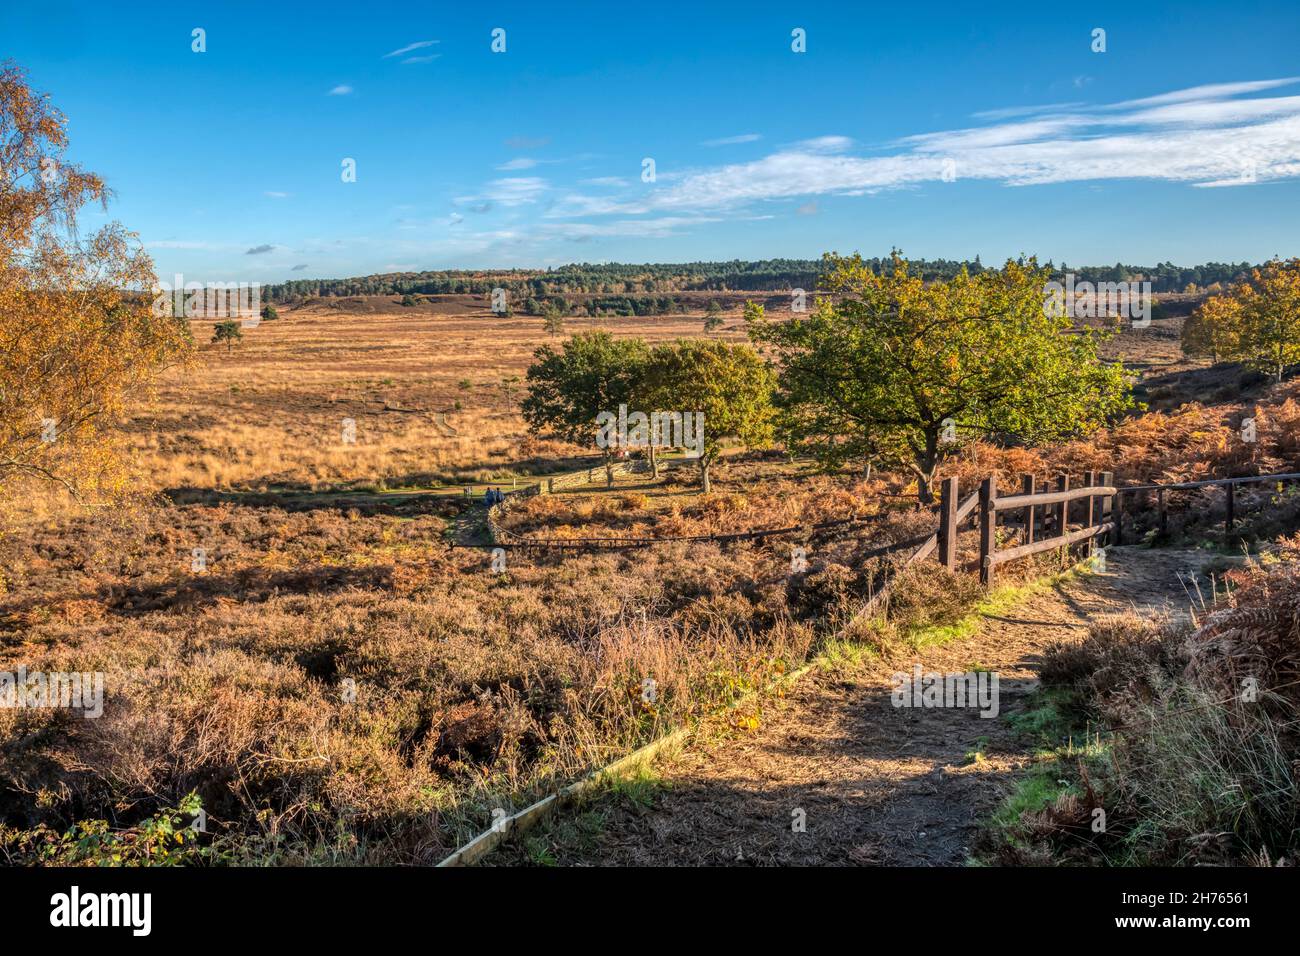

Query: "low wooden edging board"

xmin=435 ymin=522 xmax=937 ymax=867
xmin=435 ymin=660 xmax=817 ymax=867
xmin=436 ymin=725 xmax=691 ymax=867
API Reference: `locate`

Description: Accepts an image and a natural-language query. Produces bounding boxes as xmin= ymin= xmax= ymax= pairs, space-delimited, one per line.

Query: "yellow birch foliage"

xmin=0 ymin=61 xmax=193 ymax=503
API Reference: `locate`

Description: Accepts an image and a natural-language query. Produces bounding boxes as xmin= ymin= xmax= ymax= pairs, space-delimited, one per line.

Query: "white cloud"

xmin=384 ymin=40 xmax=439 ymax=58
xmin=543 ymin=77 xmax=1300 ymax=219
xmin=497 ymin=157 xmax=539 ymax=171
xmin=792 ymin=135 xmax=855 ymax=153
xmin=702 ymin=133 xmax=762 ymax=147
xmin=328 ymin=85 xmax=353 ymax=96
xmin=972 ymin=101 xmax=1086 ymax=121
xmin=1110 ymin=77 xmax=1300 ymax=110
xmin=264 ymin=191 xmax=289 ymax=199
xmin=456 ymin=177 xmax=548 ymax=207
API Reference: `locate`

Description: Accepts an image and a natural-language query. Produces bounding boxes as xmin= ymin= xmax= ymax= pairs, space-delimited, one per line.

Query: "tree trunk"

xmin=917 ymin=474 xmax=935 ymax=505
xmin=915 ymin=431 xmax=940 ymax=505
xmin=649 ymin=443 xmax=659 ymax=479
xmin=699 ymin=456 xmax=711 ymax=494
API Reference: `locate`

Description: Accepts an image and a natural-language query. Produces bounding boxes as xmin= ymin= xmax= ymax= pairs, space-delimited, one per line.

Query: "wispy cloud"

xmin=456 ymin=177 xmax=548 ymax=208
xmin=972 ymin=101 xmax=1085 ymax=121
xmin=264 ymin=191 xmax=289 ymax=199
xmin=544 ymin=78 xmax=1300 ymax=220
xmin=328 ymin=85 xmax=353 ymax=96
xmin=1110 ymin=77 xmax=1300 ymax=109
xmin=497 ymin=157 xmax=539 ymax=171
xmin=702 ymin=133 xmax=762 ymax=147
xmin=245 ymin=244 xmax=275 ymax=255
xmin=384 ymin=40 xmax=439 ymax=58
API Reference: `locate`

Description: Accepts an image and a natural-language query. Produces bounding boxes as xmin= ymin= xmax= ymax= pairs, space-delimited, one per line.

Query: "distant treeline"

xmin=262 ymin=257 xmax=1261 ymax=307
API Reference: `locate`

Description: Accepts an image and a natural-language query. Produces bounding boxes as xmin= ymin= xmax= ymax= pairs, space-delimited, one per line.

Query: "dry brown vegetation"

xmin=0 ymin=300 xmax=910 ymax=865
xmin=991 ymin=542 xmax=1300 ymax=866
xmin=5 ymin=294 xmax=1299 ymax=865
xmin=122 ymin=302 xmax=749 ymax=496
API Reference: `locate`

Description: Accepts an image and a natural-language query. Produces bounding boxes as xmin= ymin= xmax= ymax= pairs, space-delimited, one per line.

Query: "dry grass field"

xmin=0 ymin=298 xmax=928 ymax=865
xmin=127 ymin=297 xmax=754 ymax=496
xmin=6 ymin=292 xmax=1300 ymax=866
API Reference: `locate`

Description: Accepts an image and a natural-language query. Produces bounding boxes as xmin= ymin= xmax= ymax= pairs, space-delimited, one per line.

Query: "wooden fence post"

xmin=1113 ymin=490 xmax=1124 ymax=545
xmin=1055 ymin=474 xmax=1069 ymax=538
xmin=1226 ymin=482 xmax=1235 ymax=532
xmin=1022 ymin=474 xmax=1035 ymax=544
xmin=1100 ymin=471 xmax=1114 ymax=546
xmin=979 ymin=475 xmax=997 ymax=586
xmin=1158 ymin=487 xmax=1167 ymax=536
xmin=938 ymin=476 xmax=958 ymax=571
xmin=1085 ymin=471 xmax=1097 ymax=555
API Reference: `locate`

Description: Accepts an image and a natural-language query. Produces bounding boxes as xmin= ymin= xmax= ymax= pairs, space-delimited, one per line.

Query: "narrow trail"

xmin=513 ymin=545 xmax=1211 ymax=866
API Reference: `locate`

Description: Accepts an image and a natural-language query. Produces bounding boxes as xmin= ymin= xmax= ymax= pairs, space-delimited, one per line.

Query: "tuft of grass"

xmin=907 ymin=563 xmax=1090 ymax=651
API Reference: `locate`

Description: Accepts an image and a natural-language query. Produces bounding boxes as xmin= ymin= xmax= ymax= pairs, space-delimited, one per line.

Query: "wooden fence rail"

xmin=932 ymin=471 xmax=1117 ymax=586
xmin=476 ymin=463 xmax=1300 ymax=585
xmin=1112 ymin=470 xmax=1300 ymax=541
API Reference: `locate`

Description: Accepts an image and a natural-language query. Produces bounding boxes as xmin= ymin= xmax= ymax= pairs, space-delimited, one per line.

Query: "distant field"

xmin=128 ymin=299 xmax=752 ymax=494
xmin=7 ymin=291 xmax=1293 ymax=866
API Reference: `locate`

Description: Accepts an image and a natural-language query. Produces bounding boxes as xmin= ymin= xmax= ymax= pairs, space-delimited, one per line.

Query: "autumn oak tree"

xmin=0 ymin=62 xmax=192 ymax=501
xmin=641 ymin=339 xmax=775 ymax=493
xmin=521 ymin=329 xmax=649 ymax=482
xmin=1181 ymin=258 xmax=1300 ymax=382
xmin=746 ymin=253 xmax=1133 ymax=502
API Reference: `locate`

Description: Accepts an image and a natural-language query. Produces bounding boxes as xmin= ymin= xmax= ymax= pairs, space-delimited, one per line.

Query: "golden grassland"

xmin=0 ymin=300 xmax=897 ymax=865
xmin=3 ymin=294 xmax=1300 ymax=865
xmin=129 ymin=302 xmax=750 ymax=494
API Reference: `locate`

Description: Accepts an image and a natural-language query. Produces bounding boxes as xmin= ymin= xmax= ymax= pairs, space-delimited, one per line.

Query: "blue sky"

xmin=5 ymin=0 xmax=1300 ymax=283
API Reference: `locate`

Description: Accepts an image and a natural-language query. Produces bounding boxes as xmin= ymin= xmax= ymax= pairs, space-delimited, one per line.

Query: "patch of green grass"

xmin=1007 ymin=686 xmax=1081 ymax=750
xmin=981 ymin=685 xmax=1112 ymax=857
xmin=990 ymin=761 xmax=1077 ymax=834
xmin=908 ymin=564 xmax=1090 ymax=651
xmin=815 ymin=635 xmax=881 ymax=674
xmin=604 ymin=765 xmax=667 ymax=809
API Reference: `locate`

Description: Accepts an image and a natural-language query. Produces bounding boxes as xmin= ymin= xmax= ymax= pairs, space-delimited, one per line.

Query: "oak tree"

xmin=747 ymin=252 xmax=1133 ymax=501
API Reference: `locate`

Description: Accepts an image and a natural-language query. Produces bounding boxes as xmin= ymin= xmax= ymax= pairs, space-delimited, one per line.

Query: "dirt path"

xmin=509 ymin=546 xmax=1210 ymax=866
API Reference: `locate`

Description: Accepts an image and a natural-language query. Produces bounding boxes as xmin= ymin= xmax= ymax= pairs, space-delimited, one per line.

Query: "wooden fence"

xmin=477 ymin=458 xmax=1300 ymax=588
xmin=935 ymin=467 xmax=1300 ymax=587
xmin=1112 ymin=471 xmax=1300 ymax=541
xmin=950 ymin=471 xmax=1117 ymax=587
